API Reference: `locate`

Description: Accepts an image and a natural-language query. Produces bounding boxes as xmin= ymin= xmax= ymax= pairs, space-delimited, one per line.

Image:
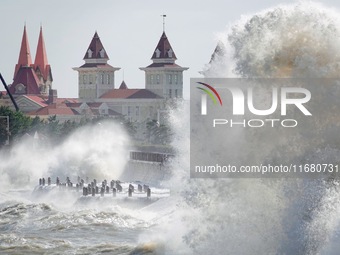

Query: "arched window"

xmin=15 ymin=83 xmax=26 ymax=94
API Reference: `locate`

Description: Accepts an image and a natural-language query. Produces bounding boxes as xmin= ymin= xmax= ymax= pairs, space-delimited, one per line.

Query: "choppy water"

xmin=0 ymin=189 xmax=162 ymax=255
xmin=0 ymin=120 xmax=177 ymax=255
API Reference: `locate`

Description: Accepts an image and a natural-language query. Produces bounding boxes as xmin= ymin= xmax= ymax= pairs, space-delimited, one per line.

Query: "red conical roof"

xmin=151 ymin=32 xmax=177 ymax=60
xmin=34 ymin=26 xmax=50 ymax=81
xmin=83 ymin=32 xmax=109 ymax=60
xmin=14 ymin=26 xmax=32 ymax=78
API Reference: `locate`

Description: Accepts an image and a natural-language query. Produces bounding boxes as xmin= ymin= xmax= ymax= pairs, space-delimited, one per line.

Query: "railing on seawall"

xmin=129 ymin=151 xmax=174 ymax=164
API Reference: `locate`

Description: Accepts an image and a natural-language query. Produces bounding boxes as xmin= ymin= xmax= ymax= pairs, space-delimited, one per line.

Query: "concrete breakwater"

xmin=33 ymin=150 xmax=173 ymax=204
xmin=34 ymin=176 xmax=170 ymax=201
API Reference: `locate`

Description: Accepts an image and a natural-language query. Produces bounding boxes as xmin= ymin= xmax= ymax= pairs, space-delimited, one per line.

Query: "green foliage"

xmin=0 ymin=106 xmax=32 ymax=146
xmin=0 ymin=107 xmax=173 ymax=148
xmin=0 ymin=108 xmax=78 ymax=146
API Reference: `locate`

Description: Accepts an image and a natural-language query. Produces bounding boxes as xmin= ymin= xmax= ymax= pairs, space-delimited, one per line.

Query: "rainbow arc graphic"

xmin=196 ymin=82 xmax=223 ymax=106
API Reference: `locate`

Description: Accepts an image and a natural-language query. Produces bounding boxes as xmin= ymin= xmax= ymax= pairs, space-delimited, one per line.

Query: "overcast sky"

xmin=1 ymin=0 xmax=340 ymax=98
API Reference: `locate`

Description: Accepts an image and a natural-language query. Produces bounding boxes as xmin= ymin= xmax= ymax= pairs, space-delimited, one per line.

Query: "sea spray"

xmin=0 ymin=121 xmax=130 ymax=191
xmin=157 ymin=2 xmax=340 ymax=254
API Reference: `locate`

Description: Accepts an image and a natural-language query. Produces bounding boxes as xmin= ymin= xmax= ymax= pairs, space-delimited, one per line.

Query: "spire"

xmin=151 ymin=32 xmax=177 ymax=62
xmin=119 ymin=80 xmax=128 ymax=89
xmin=83 ymin=31 xmax=109 ymax=61
xmin=34 ymin=26 xmax=50 ymax=81
xmin=14 ymin=25 xmax=32 ymax=78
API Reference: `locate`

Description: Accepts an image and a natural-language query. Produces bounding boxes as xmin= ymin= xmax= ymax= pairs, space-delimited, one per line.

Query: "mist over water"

xmin=0 ymin=121 xmax=130 ymax=191
xmin=0 ymin=121 xmax=140 ymax=254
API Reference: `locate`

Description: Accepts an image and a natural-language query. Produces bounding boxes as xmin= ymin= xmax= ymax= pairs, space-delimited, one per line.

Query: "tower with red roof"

xmin=73 ymin=32 xmax=120 ymax=100
xmin=140 ymin=31 xmax=188 ymax=99
xmin=33 ymin=26 xmax=53 ymax=95
xmin=10 ymin=26 xmax=40 ymax=95
xmin=10 ymin=26 xmax=52 ymax=96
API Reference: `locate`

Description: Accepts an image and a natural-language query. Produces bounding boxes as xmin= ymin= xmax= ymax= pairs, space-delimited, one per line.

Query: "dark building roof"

xmin=100 ymin=88 xmax=162 ymax=99
xmin=151 ymin=32 xmax=177 ymax=60
xmin=83 ymin=32 xmax=109 ymax=60
xmin=28 ymin=103 xmax=80 ymax=116
xmin=79 ymin=63 xmax=114 ymax=68
xmin=9 ymin=67 xmax=40 ymax=95
xmin=146 ymin=63 xmax=183 ymax=68
xmin=119 ymin=81 xmax=128 ymax=89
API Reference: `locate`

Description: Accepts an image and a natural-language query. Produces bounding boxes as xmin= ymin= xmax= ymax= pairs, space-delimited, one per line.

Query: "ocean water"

xmin=0 ymin=122 xmax=174 ymax=255
xmin=0 ymin=186 xmax=174 ymax=255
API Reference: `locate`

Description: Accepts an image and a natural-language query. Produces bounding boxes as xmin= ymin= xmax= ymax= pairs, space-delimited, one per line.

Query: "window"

xmin=155 ymin=48 xmax=161 ymax=58
xmin=100 ymin=49 xmax=105 ymax=58
xmin=101 ymin=74 xmax=104 ymax=84
xmin=169 ymin=89 xmax=172 ymax=98
xmin=156 ymin=74 xmax=160 ymax=84
xmin=83 ymin=75 xmax=87 ymax=84
xmin=15 ymin=83 xmax=26 ymax=94
xmin=87 ymin=49 xmax=93 ymax=58
xmin=107 ymin=74 xmax=110 ymax=84
xmin=136 ymin=106 xmax=140 ymax=116
xmin=150 ymin=74 xmax=154 ymax=84
xmin=168 ymin=49 xmax=173 ymax=58
xmin=169 ymin=74 xmax=172 ymax=84
xmin=174 ymin=74 xmax=178 ymax=84
xmin=89 ymin=75 xmax=93 ymax=84
xmin=175 ymin=89 xmax=178 ymax=98
xmin=127 ymin=106 xmax=131 ymax=116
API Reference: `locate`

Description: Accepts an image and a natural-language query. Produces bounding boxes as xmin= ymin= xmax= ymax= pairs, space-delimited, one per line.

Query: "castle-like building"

xmin=0 ymin=25 xmax=188 ymax=124
xmin=11 ymin=26 xmax=53 ymax=96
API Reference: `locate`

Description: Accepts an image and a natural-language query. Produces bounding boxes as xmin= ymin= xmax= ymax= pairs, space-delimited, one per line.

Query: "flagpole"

xmin=161 ymin=14 xmax=166 ymax=32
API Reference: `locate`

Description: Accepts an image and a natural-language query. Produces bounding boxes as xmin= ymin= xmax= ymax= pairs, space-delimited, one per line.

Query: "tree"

xmin=0 ymin=106 xmax=32 ymax=146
